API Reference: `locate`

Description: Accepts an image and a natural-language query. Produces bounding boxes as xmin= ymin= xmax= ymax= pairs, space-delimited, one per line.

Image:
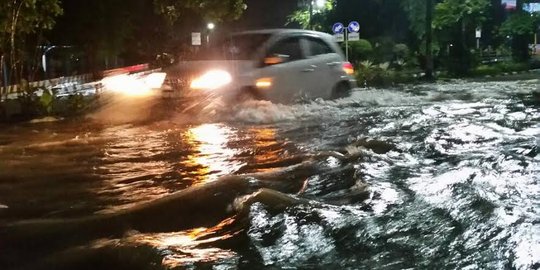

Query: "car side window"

xmin=306 ymin=37 xmax=334 ymax=57
xmin=266 ymin=37 xmax=304 ymax=63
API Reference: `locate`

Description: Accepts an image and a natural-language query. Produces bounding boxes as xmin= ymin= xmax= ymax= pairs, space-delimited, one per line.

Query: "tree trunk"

xmin=460 ymin=19 xmax=471 ymax=74
xmin=9 ymin=0 xmax=24 ymax=84
xmin=308 ymin=0 xmax=314 ymax=30
xmin=424 ymin=0 xmax=434 ymax=80
xmin=1 ymin=54 xmax=7 ymax=89
xmin=512 ymin=0 xmax=530 ymax=62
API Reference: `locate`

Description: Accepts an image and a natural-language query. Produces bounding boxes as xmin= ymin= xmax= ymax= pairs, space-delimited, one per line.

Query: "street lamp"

xmin=206 ymin=23 xmax=215 ymax=46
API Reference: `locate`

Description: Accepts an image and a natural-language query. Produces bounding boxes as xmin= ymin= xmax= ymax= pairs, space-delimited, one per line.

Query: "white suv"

xmin=163 ymin=29 xmax=356 ymax=104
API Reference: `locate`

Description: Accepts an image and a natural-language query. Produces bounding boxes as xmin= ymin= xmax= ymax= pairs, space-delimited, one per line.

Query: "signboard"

xmin=501 ymin=0 xmax=516 ymax=10
xmin=330 ymin=20 xmax=360 ymax=61
xmin=348 ymin=32 xmax=360 ymax=41
xmin=334 ymin=33 xmax=344 ymax=42
xmin=524 ymin=3 xmax=540 ymax=12
xmin=475 ymin=28 xmax=481 ymax=38
xmin=192 ymin=32 xmax=202 ymax=46
xmin=348 ymin=21 xmax=360 ymax=33
xmin=332 ymin=23 xmax=344 ymax=34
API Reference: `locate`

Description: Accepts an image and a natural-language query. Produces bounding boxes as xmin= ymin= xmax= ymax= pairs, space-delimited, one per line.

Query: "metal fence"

xmin=0 ymin=74 xmax=93 ymax=100
xmin=0 ymin=64 xmax=157 ymax=101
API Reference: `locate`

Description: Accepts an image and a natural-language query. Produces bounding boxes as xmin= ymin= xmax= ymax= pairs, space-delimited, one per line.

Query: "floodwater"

xmin=1 ymin=79 xmax=539 ymax=270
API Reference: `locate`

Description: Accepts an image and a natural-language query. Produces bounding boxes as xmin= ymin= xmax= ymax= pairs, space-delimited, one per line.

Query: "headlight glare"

xmin=190 ymin=70 xmax=232 ymax=90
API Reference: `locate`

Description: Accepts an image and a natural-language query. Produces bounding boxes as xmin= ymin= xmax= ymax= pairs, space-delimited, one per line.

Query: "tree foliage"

xmin=401 ymin=0 xmax=427 ymax=39
xmin=0 ymin=0 xmax=62 ymax=83
xmin=287 ymin=0 xmax=335 ymax=30
xmin=153 ymin=0 xmax=247 ymax=24
xmin=433 ymin=0 xmax=490 ymax=30
xmin=0 ymin=0 xmax=62 ymax=37
xmin=499 ymin=12 xmax=539 ymax=37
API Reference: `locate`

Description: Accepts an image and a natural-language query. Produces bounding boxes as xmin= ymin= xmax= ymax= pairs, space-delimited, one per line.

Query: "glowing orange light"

xmin=255 ymin=77 xmax=273 ymax=89
xmin=101 ymin=72 xmax=165 ymax=97
xmin=343 ymin=62 xmax=354 ymax=75
xmin=190 ymin=70 xmax=232 ymax=90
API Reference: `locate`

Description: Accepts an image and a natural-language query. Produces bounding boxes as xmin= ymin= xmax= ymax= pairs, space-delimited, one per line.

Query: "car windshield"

xmin=191 ymin=33 xmax=272 ymax=61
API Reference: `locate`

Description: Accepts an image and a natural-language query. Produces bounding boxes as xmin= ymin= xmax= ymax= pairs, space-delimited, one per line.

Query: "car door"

xmin=303 ymin=36 xmax=344 ymax=99
xmin=255 ymin=35 xmax=319 ymax=103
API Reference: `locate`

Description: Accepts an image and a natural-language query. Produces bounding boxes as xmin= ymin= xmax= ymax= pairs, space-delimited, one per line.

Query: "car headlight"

xmin=190 ymin=70 xmax=232 ymax=90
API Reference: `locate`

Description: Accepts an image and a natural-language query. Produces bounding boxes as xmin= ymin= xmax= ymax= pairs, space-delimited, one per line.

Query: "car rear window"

xmin=225 ymin=34 xmax=272 ymax=60
xmin=306 ymin=37 xmax=334 ymax=56
xmin=267 ymin=37 xmax=304 ymax=61
xmin=189 ymin=33 xmax=272 ymax=61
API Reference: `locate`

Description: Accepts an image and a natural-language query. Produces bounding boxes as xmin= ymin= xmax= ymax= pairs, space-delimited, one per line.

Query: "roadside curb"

xmin=482 ymin=68 xmax=540 ymax=79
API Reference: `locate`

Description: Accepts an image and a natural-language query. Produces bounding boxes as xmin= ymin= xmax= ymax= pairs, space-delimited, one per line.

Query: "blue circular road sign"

xmin=332 ymin=22 xmax=344 ymax=34
xmin=348 ymin=21 xmax=360 ymax=33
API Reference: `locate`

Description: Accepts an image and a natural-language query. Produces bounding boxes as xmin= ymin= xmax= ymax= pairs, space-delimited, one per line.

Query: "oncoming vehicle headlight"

xmin=190 ymin=70 xmax=232 ymax=90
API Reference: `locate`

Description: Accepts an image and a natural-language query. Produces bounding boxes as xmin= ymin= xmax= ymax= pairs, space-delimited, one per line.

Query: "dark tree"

xmin=512 ymin=0 xmax=530 ymax=61
xmin=425 ymin=0 xmax=434 ymax=79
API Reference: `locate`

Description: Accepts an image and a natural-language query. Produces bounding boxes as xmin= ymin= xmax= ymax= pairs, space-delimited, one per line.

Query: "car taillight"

xmin=343 ymin=62 xmax=354 ymax=75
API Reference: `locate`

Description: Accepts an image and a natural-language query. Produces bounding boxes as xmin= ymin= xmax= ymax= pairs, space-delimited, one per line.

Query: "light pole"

xmin=42 ymin=46 xmax=57 ymax=76
xmin=41 ymin=45 xmax=71 ymax=79
xmin=533 ymin=14 xmax=539 ymax=54
xmin=207 ymin=23 xmax=215 ymax=46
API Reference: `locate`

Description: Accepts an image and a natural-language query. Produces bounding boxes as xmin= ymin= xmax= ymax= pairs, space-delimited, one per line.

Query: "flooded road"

xmin=1 ymin=79 xmax=539 ymax=269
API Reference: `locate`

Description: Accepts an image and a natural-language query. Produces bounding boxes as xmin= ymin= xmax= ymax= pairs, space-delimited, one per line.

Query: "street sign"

xmin=348 ymin=21 xmax=360 ymax=33
xmin=332 ymin=22 xmax=344 ymax=34
xmin=334 ymin=33 xmax=344 ymax=42
xmin=192 ymin=32 xmax=202 ymax=46
xmin=348 ymin=32 xmax=360 ymax=41
xmin=475 ymin=27 xmax=482 ymax=38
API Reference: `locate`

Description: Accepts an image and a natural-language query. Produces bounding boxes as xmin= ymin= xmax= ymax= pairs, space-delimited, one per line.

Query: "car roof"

xmin=232 ymin=28 xmax=333 ymax=39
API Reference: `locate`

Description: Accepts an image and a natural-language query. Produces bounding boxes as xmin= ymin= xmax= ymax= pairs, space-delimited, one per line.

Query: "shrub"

xmin=472 ymin=65 xmax=501 ymax=76
xmin=393 ymin=43 xmax=410 ymax=60
xmin=16 ymin=80 xmax=42 ymax=117
xmin=345 ymin=39 xmax=373 ymax=65
xmin=370 ymin=36 xmax=395 ymax=63
xmin=355 ymin=61 xmax=417 ymax=87
xmin=496 ymin=61 xmax=529 ymax=72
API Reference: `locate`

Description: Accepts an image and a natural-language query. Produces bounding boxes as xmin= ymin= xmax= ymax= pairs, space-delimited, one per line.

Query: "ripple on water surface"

xmin=0 ymin=79 xmax=539 ymax=269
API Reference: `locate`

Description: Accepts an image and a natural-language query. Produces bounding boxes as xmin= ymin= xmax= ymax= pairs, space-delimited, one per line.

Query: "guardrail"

xmin=480 ymin=53 xmax=512 ymax=65
xmin=0 ymin=74 xmax=93 ymax=100
xmin=0 ymin=64 xmax=154 ymax=101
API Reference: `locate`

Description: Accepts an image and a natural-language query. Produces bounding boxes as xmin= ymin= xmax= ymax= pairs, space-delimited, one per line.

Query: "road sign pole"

xmin=475 ymin=27 xmax=481 ymax=50
xmin=345 ymin=28 xmax=349 ymax=61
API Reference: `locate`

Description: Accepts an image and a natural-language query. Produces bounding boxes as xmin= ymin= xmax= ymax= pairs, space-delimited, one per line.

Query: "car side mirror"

xmin=264 ymin=54 xmax=288 ymax=65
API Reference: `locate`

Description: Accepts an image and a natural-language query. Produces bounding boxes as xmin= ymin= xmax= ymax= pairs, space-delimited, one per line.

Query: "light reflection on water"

xmin=93 ymin=123 xmax=248 ymax=212
xmin=118 ymin=217 xmax=240 ymax=268
xmin=0 ymin=79 xmax=539 ymax=269
xmin=96 ymin=125 xmax=176 ymax=212
xmin=185 ymin=123 xmax=242 ymax=184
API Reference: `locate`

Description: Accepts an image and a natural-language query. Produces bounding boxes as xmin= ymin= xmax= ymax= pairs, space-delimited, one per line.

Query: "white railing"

xmin=0 ymin=74 xmax=93 ymax=100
